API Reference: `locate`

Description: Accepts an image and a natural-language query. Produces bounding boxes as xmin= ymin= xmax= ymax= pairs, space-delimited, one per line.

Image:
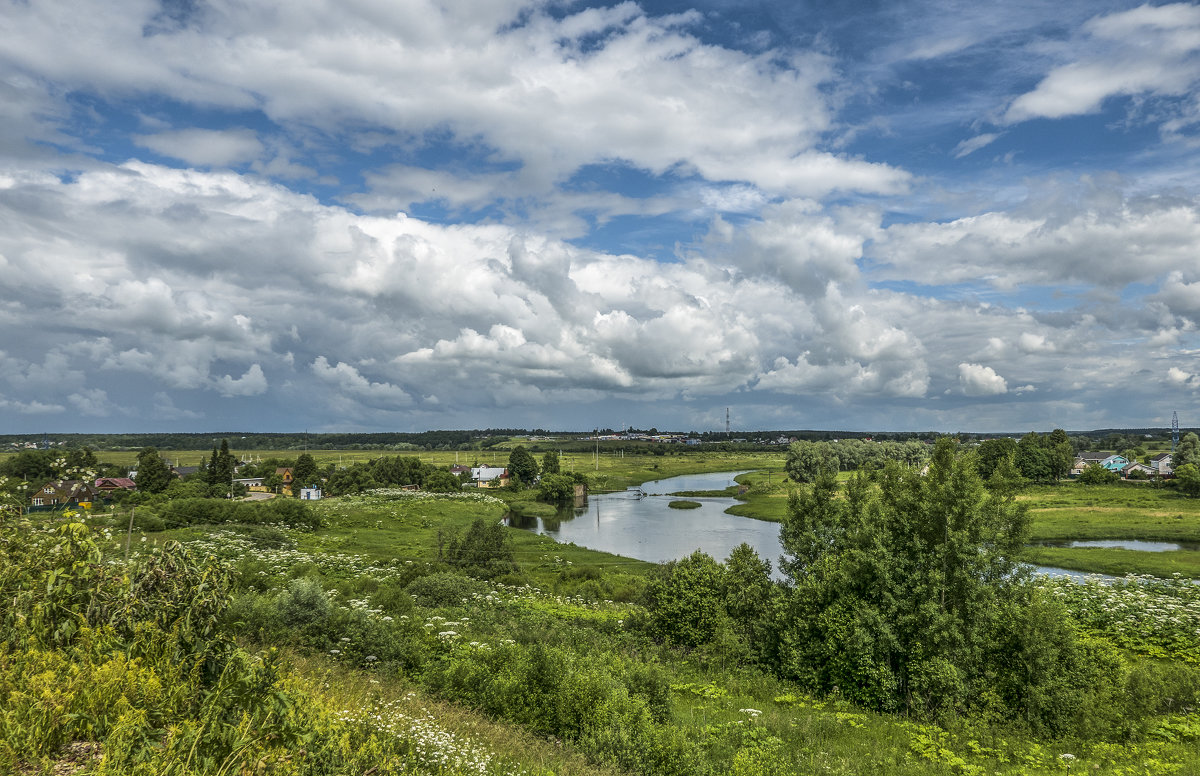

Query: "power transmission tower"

xmin=725 ymin=407 xmax=730 ymax=434
xmin=1173 ymin=410 xmax=1180 ymax=452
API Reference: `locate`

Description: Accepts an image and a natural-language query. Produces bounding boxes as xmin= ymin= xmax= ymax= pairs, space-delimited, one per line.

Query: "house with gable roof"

xmin=30 ymin=480 xmax=99 ymax=509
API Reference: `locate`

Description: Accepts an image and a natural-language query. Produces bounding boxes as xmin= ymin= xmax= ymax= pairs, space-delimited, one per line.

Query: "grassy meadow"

xmin=6 ymin=439 xmax=1200 ymax=775
xmin=21 ymin=479 xmax=1194 ymax=776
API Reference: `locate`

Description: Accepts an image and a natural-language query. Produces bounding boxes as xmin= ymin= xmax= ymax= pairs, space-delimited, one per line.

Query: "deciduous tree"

xmin=779 ymin=438 xmax=1031 ymax=715
xmin=1176 ymin=432 xmax=1200 ymax=472
xmin=507 ymin=445 xmax=539 ymax=487
xmin=784 ymin=440 xmax=838 ymax=483
xmin=134 ymin=447 xmax=174 ymax=494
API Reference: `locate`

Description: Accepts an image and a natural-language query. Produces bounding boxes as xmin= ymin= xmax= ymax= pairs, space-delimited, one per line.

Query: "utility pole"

xmin=124 ymin=506 xmax=135 ymax=564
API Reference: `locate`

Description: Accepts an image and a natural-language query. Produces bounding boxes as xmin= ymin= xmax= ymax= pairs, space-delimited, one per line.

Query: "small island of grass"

xmin=668 ymin=499 xmax=702 ymax=509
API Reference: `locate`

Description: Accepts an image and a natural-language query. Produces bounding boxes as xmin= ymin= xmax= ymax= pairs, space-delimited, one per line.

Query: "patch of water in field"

xmin=1034 ymin=539 xmax=1200 ymax=552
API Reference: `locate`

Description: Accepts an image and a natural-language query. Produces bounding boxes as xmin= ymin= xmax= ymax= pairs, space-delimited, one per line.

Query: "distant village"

xmin=14 ymin=430 xmax=1183 ymax=514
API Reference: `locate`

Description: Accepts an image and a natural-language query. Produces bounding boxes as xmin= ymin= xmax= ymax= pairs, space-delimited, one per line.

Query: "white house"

xmin=1151 ymin=453 xmax=1173 ymax=476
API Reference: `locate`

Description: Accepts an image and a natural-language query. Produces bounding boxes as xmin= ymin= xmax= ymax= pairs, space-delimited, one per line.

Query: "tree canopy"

xmin=779 ymin=437 xmax=1032 ymax=715
xmin=134 ymin=447 xmax=174 ymax=494
xmin=1176 ymin=432 xmax=1200 ymax=472
xmin=507 ymin=446 xmax=539 ymax=487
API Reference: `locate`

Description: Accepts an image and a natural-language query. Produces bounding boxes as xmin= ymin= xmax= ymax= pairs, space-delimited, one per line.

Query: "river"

xmin=508 ymin=470 xmax=787 ymax=574
xmin=506 ymin=470 xmax=1194 ymax=583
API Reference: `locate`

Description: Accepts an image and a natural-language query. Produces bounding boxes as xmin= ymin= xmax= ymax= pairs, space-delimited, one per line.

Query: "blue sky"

xmin=1 ymin=0 xmax=1199 ymax=433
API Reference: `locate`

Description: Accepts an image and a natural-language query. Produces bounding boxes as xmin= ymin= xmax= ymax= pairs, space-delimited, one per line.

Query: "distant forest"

xmin=1 ymin=426 xmax=1191 ymax=452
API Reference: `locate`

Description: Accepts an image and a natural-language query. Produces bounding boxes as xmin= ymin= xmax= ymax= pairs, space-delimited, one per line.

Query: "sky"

xmin=2 ymin=0 xmax=1200 ymax=434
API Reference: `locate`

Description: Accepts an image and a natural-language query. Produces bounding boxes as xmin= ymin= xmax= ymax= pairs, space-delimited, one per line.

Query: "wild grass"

xmin=1022 ymin=483 xmax=1200 ymax=542
xmin=1024 ymin=546 xmax=1200 ymax=578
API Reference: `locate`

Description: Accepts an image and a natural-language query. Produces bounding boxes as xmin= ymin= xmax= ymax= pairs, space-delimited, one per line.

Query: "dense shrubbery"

xmin=1078 ymin=462 xmax=1119 ymax=485
xmin=153 ymin=497 xmax=320 ymax=530
xmin=425 ymin=641 xmax=704 ymax=775
xmin=444 ymin=518 xmax=517 ymax=578
xmin=0 ymin=518 xmax=543 ymax=774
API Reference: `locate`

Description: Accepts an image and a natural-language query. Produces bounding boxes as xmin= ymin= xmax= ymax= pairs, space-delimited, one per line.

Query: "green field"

xmin=23 ymin=482 xmax=1195 ymax=775
xmin=9 ymin=445 xmax=1200 ymax=775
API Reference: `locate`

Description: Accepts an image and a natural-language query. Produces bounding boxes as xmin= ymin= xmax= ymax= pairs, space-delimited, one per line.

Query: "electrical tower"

xmin=725 ymin=407 xmax=730 ymax=434
xmin=1173 ymin=410 xmax=1180 ymax=452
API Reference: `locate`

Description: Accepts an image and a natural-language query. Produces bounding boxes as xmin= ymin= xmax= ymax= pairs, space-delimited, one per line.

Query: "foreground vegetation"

xmin=4 ymin=440 xmax=1200 ymax=775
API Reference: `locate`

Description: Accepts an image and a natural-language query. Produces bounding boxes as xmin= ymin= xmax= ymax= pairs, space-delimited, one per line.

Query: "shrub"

xmin=274 ymin=577 xmax=332 ymax=630
xmin=643 ymin=550 xmax=729 ymax=648
xmin=1078 ymin=463 xmax=1119 ymax=485
xmin=423 ymin=469 xmax=463 ymax=492
xmin=538 ymin=473 xmax=577 ymax=503
xmin=155 ymin=497 xmax=319 ymax=531
xmin=445 ymin=518 xmax=517 ymax=578
xmin=405 ymin=572 xmax=490 ymax=606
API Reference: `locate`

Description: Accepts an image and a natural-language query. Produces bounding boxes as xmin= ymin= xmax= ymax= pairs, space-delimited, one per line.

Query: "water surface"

xmin=510 ymin=470 xmax=786 ymax=574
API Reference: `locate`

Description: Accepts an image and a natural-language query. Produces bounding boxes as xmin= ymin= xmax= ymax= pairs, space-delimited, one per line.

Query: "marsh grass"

xmin=1025 ymin=546 xmax=1200 ymax=578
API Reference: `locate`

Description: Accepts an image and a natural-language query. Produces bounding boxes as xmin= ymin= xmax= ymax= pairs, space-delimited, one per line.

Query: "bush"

xmin=405 ymin=572 xmax=491 ymax=606
xmin=445 ymin=518 xmax=517 ymax=578
xmin=155 ymin=498 xmax=320 ymax=530
xmin=538 ymin=473 xmax=577 ymax=503
xmin=275 ymin=577 xmax=332 ymax=630
xmin=643 ymin=550 xmax=729 ymax=648
xmin=1078 ymin=463 xmax=1119 ymax=485
xmin=424 ymin=470 xmax=462 ymax=492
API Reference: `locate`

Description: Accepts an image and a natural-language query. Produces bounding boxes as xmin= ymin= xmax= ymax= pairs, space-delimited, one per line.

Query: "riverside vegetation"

xmin=3 ymin=442 xmax=1200 ymax=774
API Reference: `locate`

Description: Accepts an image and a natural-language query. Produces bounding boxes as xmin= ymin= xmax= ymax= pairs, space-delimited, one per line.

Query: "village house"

xmin=30 ymin=480 xmax=99 ymax=508
xmin=470 ymin=466 xmax=509 ymax=488
xmin=1121 ymin=461 xmax=1155 ymax=479
xmin=1071 ymin=452 xmax=1129 ymax=477
xmin=94 ymin=477 xmax=137 ymax=494
xmin=276 ymin=467 xmax=294 ymax=496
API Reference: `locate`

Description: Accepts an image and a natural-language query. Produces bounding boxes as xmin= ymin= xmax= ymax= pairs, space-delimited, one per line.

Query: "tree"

xmin=507 ymin=445 xmax=539 ymax=487
xmin=1046 ymin=429 xmax=1076 ymax=480
xmin=291 ymin=453 xmax=319 ymax=495
xmin=1174 ymin=463 xmax=1200 ymax=497
xmin=541 ymin=450 xmax=561 ymax=475
xmin=778 ymin=438 xmax=1031 ymax=715
xmin=0 ymin=450 xmax=56 ymax=483
xmin=1016 ymin=432 xmax=1052 ymax=481
xmin=643 ymin=550 xmax=728 ymax=647
xmin=1175 ymin=432 xmax=1200 ymax=472
xmin=134 ymin=447 xmax=174 ymax=494
xmin=423 ymin=470 xmax=462 ymax=492
xmin=1077 ymin=463 xmax=1118 ymax=485
xmin=370 ymin=455 xmax=429 ymax=487
xmin=325 ymin=464 xmax=376 ymax=496
xmin=784 ymin=440 xmax=838 ymax=483
xmin=976 ymin=438 xmax=1018 ymax=480
xmin=205 ymin=439 xmax=236 ymax=486
xmin=723 ymin=543 xmax=778 ymax=664
xmin=537 ymin=473 xmax=576 ymax=503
